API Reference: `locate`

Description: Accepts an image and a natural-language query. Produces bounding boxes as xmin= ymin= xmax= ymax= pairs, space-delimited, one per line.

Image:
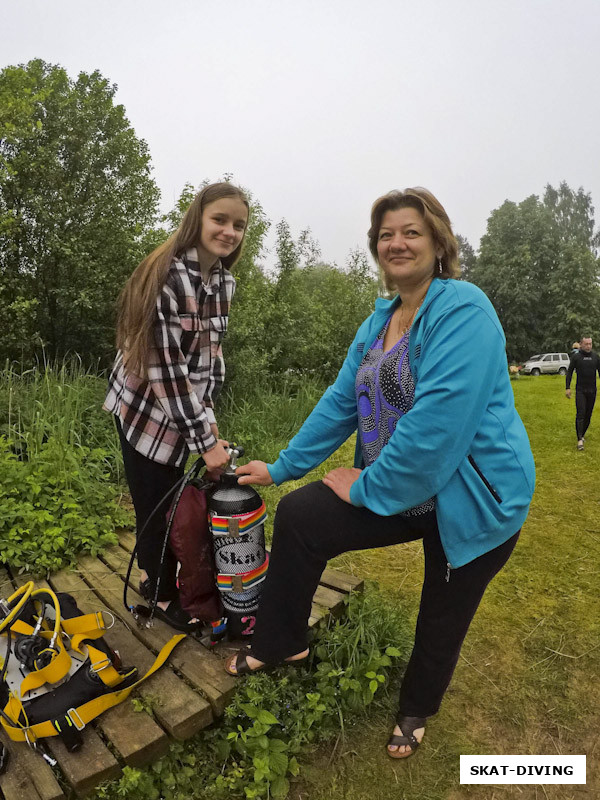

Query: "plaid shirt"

xmin=104 ymin=249 xmax=235 ymax=466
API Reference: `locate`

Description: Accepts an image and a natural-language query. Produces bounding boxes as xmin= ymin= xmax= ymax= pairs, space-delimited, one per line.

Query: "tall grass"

xmin=218 ymin=376 xmax=325 ymax=463
xmin=0 ymin=360 xmax=130 ymax=573
xmin=0 ymin=357 xmax=122 ymax=479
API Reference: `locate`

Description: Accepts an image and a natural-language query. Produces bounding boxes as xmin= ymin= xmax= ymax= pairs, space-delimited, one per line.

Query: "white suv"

xmin=521 ymin=353 xmax=570 ymax=376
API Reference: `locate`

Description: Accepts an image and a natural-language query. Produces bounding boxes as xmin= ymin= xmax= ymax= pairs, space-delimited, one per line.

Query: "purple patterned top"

xmin=355 ymin=315 xmax=435 ymax=517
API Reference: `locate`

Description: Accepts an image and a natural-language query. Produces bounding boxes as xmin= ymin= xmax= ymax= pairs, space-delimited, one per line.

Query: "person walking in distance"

xmin=565 ymin=336 xmax=600 ymax=450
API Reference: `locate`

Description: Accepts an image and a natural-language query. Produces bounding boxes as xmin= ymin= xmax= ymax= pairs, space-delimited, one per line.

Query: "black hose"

xmin=122 ymin=457 xmax=209 ymax=617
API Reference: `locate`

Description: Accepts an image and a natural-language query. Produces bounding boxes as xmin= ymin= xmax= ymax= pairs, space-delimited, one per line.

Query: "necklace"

xmin=395 ymin=289 xmax=429 ymax=337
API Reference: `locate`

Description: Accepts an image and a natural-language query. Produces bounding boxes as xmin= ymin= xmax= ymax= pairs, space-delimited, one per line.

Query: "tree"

xmin=297 ymin=227 xmax=321 ymax=267
xmin=274 ymin=219 xmax=298 ymax=277
xmin=543 ymin=181 xmax=595 ymax=250
xmin=471 ymin=184 xmax=600 ymax=361
xmin=544 ymin=243 xmax=600 ymax=347
xmin=456 ymin=234 xmax=477 ymax=282
xmin=265 ymin=262 xmax=378 ymax=381
xmin=346 ymin=246 xmax=372 ymax=278
xmin=0 ymin=59 xmax=160 ymax=363
xmin=221 ymin=191 xmax=273 ymax=395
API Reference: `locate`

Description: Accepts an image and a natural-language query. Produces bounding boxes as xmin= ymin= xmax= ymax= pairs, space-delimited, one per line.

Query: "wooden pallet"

xmin=0 ymin=536 xmax=363 ymax=799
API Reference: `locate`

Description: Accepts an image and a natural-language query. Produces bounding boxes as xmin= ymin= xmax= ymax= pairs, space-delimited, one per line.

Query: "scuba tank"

xmin=125 ymin=444 xmax=268 ymax=643
xmin=208 ymin=447 xmax=268 ymax=640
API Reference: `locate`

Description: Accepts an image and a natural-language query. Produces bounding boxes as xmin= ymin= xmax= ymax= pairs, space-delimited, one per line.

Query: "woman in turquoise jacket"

xmin=226 ymin=188 xmax=535 ymax=760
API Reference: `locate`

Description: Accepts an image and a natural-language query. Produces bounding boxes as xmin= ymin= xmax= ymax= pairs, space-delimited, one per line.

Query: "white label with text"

xmin=460 ymin=755 xmax=586 ymax=784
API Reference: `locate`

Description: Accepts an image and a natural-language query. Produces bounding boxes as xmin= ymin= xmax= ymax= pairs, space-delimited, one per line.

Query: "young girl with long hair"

xmin=104 ymin=182 xmax=249 ymax=631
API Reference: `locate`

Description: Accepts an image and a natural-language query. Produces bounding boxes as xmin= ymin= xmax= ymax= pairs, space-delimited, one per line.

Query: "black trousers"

xmin=575 ymin=389 xmax=596 ymax=440
xmin=250 ymin=481 xmax=519 ymax=719
xmin=116 ymin=421 xmax=184 ymax=600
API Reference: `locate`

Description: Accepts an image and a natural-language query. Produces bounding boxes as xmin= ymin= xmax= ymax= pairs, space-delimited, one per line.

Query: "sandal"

xmin=225 ymin=649 xmax=309 ymax=676
xmin=150 ymin=597 xmax=202 ymax=633
xmin=386 ymin=715 xmax=426 ymax=760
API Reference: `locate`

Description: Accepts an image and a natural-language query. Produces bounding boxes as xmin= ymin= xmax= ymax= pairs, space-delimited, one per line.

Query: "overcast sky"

xmin=2 ymin=0 xmax=599 ymax=269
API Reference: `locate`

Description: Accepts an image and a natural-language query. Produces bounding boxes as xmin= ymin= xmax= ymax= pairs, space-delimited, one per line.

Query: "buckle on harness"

xmin=67 ymin=707 xmax=85 ymax=731
xmin=101 ymin=610 xmax=115 ymax=630
xmin=90 ymin=656 xmax=111 ymax=674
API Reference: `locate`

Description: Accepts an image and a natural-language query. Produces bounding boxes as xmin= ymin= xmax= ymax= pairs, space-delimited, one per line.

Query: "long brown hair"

xmin=116 ymin=182 xmax=249 ymax=377
xmin=367 ymin=187 xmax=460 ymax=288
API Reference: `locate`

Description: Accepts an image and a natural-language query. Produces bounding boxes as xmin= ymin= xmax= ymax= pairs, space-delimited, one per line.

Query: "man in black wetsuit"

xmin=565 ymin=336 xmax=600 ymax=450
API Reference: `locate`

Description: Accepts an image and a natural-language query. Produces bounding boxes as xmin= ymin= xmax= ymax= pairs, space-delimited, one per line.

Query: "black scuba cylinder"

xmin=208 ymin=447 xmax=268 ymax=639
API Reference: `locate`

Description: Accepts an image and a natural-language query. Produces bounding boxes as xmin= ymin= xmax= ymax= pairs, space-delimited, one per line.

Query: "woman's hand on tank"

xmin=322 ymin=467 xmax=362 ymax=504
xmin=236 ymin=460 xmax=274 ymax=486
xmin=203 ymin=440 xmax=231 ymax=470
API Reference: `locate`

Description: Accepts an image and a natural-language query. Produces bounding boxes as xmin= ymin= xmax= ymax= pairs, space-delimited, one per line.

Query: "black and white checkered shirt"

xmin=104 ymin=249 xmax=235 ymax=466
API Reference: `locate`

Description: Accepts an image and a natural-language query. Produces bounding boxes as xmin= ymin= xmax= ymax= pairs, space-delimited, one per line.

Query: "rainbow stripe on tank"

xmin=217 ymin=555 xmax=269 ymax=592
xmin=210 ymin=501 xmax=267 ymax=536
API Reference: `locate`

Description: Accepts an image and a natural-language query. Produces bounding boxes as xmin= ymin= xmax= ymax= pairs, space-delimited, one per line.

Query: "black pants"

xmin=250 ymin=481 xmax=519 ymax=719
xmin=575 ymin=389 xmax=596 ymax=440
xmin=116 ymin=421 xmax=184 ymax=600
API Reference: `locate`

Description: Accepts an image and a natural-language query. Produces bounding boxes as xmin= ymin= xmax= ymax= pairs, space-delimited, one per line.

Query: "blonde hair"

xmin=367 ymin=187 xmax=460 ymax=289
xmin=116 ymin=183 xmax=249 ymax=377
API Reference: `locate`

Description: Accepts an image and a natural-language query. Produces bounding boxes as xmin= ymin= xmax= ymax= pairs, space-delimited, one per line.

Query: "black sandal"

xmin=224 ymin=649 xmax=309 ymax=677
xmin=386 ymin=715 xmax=426 ymax=760
xmin=150 ymin=597 xmax=202 ymax=633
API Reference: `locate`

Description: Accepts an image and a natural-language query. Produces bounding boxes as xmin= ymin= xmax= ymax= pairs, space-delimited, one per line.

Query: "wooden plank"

xmin=3 ymin=575 xmax=122 ymax=796
xmin=50 ymin=570 xmax=212 ymax=742
xmin=98 ymin=544 xmax=143 ymax=597
xmin=0 ymin=729 xmax=65 ymax=800
xmin=77 ymin=556 xmax=237 ymax=715
xmin=0 ymin=764 xmax=43 ymax=799
xmin=312 ymin=585 xmax=347 ymax=617
xmin=308 ymin=602 xmax=328 ymax=627
xmin=45 ymin=734 xmax=120 ymax=798
xmin=319 ymin=568 xmax=364 ymax=594
xmin=0 ymin=735 xmax=43 ymax=800
xmin=118 ymin=531 xmax=137 ymax=553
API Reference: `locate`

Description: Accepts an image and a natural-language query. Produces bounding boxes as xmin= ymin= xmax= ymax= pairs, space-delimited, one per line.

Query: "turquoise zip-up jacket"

xmin=268 ymin=278 xmax=535 ymax=569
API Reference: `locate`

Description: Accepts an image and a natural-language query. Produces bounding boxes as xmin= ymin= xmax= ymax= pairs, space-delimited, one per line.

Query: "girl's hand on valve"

xmin=203 ymin=441 xmax=231 ymax=471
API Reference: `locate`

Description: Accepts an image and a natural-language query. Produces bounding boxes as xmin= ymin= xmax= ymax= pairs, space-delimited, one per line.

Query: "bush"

xmin=0 ymin=435 xmax=131 ymax=573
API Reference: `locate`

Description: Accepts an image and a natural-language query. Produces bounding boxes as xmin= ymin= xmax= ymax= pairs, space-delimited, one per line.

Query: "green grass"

xmin=0 ymin=358 xmax=122 ymax=478
xmin=251 ymin=374 xmax=600 ymax=800
xmin=0 ymin=361 xmax=131 ymax=572
xmin=4 ymin=364 xmax=596 ymax=797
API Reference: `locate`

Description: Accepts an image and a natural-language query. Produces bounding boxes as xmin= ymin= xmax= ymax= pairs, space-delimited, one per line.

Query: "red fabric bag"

xmin=168 ymin=484 xmax=223 ymax=620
